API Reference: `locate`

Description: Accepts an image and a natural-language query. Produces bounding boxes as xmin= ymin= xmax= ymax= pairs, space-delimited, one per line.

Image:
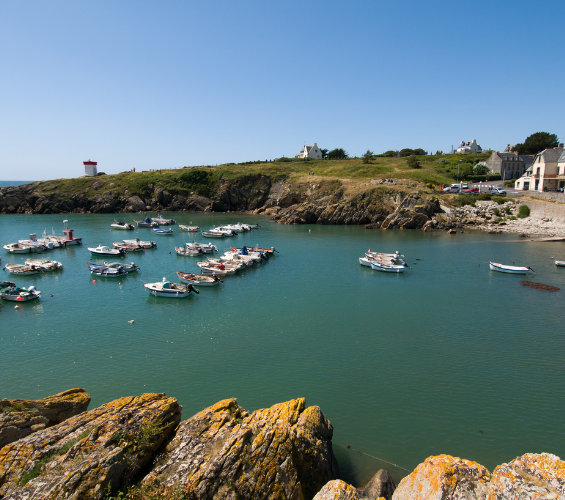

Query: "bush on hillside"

xmin=492 ymin=196 xmax=507 ymax=205
xmin=518 ymin=204 xmax=531 ymax=218
xmin=477 ymin=193 xmax=491 ymax=201
xmin=407 ymin=156 xmax=421 ymax=169
xmin=450 ymin=194 xmax=476 ymax=208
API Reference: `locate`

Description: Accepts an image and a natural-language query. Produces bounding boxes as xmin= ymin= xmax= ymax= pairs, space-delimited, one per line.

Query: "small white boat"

xmin=24 ymin=258 xmax=63 ymax=271
xmin=4 ymin=263 xmax=42 ymax=275
xmin=1 ymin=285 xmax=41 ymax=302
xmin=489 ymin=262 xmax=532 ymax=274
xmin=19 ymin=233 xmax=54 ymax=250
xmin=179 ymin=225 xmax=201 ymax=232
xmin=359 ymin=256 xmax=374 ymax=267
xmin=3 ymin=243 xmax=32 ymax=254
xmin=144 ymin=278 xmax=198 ymax=298
xmin=153 ymin=227 xmax=174 ymax=235
xmin=89 ymin=245 xmax=126 ymax=257
xmin=371 ymin=261 xmax=407 ymax=273
xmin=111 ymin=221 xmax=135 ymax=230
xmin=196 ymin=260 xmax=241 ymax=275
xmin=123 ymin=239 xmax=157 ymax=248
xmin=554 ymin=260 xmax=565 ymax=267
xmin=176 ymin=271 xmax=222 ymax=286
xmin=113 ymin=242 xmax=144 ymax=252
xmin=200 ymin=230 xmax=228 ymax=238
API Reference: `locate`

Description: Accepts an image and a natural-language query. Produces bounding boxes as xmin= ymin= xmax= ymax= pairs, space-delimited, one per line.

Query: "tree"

xmin=399 ymin=148 xmax=414 ymax=157
xmin=413 ymin=148 xmax=427 ymax=156
xmin=383 ymin=150 xmax=398 ymax=157
xmin=474 ymin=164 xmax=490 ymax=175
xmin=513 ymin=132 xmax=559 ymax=155
xmin=320 ymin=148 xmax=328 ymax=159
xmin=362 ymin=150 xmax=374 ymax=164
xmin=328 ymin=148 xmax=348 ymax=159
xmin=407 ymin=156 xmax=421 ymax=169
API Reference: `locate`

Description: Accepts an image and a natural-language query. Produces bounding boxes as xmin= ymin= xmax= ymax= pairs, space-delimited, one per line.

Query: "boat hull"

xmin=371 ymin=262 xmax=405 ymax=273
xmin=489 ymin=262 xmax=530 ymax=274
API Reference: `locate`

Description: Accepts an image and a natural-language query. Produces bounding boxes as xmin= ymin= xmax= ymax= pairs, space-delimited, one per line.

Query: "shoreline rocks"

xmin=1 ymin=391 xmax=563 ymax=500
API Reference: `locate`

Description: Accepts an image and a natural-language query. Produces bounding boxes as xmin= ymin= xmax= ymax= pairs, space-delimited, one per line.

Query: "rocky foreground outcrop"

xmin=0 ymin=389 xmax=91 ymax=449
xmin=144 ymin=397 xmax=339 ymax=500
xmin=0 ymin=393 xmax=181 ymax=499
xmin=1 ymin=391 xmax=563 ymax=500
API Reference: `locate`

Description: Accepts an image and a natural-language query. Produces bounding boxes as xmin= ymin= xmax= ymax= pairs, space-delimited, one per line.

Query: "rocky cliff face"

xmin=0 ymin=177 xmax=441 ymax=230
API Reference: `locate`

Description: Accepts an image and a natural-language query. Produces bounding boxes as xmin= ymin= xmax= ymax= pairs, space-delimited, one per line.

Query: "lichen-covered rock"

xmin=487 ymin=453 xmax=565 ymax=499
xmin=0 ymin=393 xmax=181 ymax=499
xmin=359 ymin=469 xmax=396 ymax=500
xmin=392 ymin=455 xmax=491 ymax=500
xmin=0 ymin=389 xmax=91 ymax=449
xmin=313 ymin=480 xmax=360 ymax=499
xmin=145 ymin=397 xmax=339 ymax=500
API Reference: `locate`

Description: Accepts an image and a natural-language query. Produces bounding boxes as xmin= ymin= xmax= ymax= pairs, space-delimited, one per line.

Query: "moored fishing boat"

xmin=24 ymin=258 xmax=63 ymax=271
xmin=1 ymin=285 xmax=41 ymax=302
xmin=175 ymin=246 xmax=201 ymax=256
xmin=200 ymin=230 xmax=227 ymax=238
xmin=179 ymin=225 xmax=201 ymax=232
xmin=123 ymin=239 xmax=157 ymax=248
xmin=4 ymin=263 xmax=42 ymax=275
xmin=151 ymin=215 xmax=176 ymax=225
xmin=153 ymin=227 xmax=174 ymax=235
xmin=176 ymin=271 xmax=222 ymax=286
xmin=111 ymin=221 xmax=135 ymax=230
xmin=19 ymin=234 xmax=54 ymax=250
xmin=61 ymin=220 xmax=82 ymax=245
xmin=371 ymin=261 xmax=407 ymax=273
xmin=143 ymin=278 xmax=198 ymax=298
xmin=186 ymin=242 xmax=217 ymax=253
xmin=102 ymin=261 xmax=140 ymax=273
xmin=554 ymin=260 xmax=565 ymax=267
xmin=489 ymin=262 xmax=532 ymax=274
xmin=89 ymin=245 xmax=126 ymax=257
xmin=88 ymin=264 xmax=127 ymax=278
xmin=135 ymin=217 xmax=159 ymax=228
xmin=3 ymin=243 xmax=32 ymax=254
xmin=113 ymin=242 xmax=144 ymax=252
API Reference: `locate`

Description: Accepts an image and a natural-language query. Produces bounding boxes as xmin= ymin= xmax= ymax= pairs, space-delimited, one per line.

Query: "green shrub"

xmin=493 ymin=208 xmax=501 ymax=217
xmin=509 ymin=216 xmax=517 ymax=220
xmin=477 ymin=193 xmax=491 ymax=201
xmin=492 ymin=196 xmax=506 ymax=204
xmin=494 ymin=217 xmax=504 ymax=223
xmin=451 ymin=194 xmax=476 ymax=207
xmin=504 ymin=206 xmax=512 ymax=214
xmin=407 ymin=156 xmax=421 ymax=169
xmin=518 ymin=204 xmax=531 ymax=218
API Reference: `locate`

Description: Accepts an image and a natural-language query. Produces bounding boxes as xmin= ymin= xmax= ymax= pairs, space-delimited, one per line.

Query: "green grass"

xmin=518 ymin=204 xmax=531 ymax=218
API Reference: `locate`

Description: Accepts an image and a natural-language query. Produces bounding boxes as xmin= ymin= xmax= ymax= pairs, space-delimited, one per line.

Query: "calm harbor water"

xmin=1 ymin=212 xmax=564 ymax=486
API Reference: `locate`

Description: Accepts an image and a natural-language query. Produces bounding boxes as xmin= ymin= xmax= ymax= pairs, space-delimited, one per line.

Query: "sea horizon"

xmin=0 ymin=180 xmax=35 ymax=187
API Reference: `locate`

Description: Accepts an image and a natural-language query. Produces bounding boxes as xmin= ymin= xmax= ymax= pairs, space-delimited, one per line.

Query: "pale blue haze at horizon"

xmin=0 ymin=0 xmax=563 ymax=180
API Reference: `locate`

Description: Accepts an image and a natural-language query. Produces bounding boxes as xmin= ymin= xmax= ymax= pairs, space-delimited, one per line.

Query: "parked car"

xmin=492 ymin=187 xmax=507 ymax=195
xmin=464 ymin=187 xmax=480 ymax=194
xmin=443 ymin=186 xmax=460 ymax=193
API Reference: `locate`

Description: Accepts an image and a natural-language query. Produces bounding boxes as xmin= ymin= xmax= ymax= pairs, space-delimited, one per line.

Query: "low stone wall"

xmin=523 ymin=192 xmax=565 ymax=204
xmin=521 ymin=199 xmax=565 ymax=223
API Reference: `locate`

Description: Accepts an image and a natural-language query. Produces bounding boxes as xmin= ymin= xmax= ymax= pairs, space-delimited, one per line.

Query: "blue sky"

xmin=1 ymin=0 xmax=564 ymax=180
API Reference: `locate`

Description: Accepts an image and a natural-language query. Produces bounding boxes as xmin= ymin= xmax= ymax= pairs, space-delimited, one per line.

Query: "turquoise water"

xmin=0 ymin=181 xmax=35 ymax=187
xmin=1 ymin=213 xmax=564 ymax=486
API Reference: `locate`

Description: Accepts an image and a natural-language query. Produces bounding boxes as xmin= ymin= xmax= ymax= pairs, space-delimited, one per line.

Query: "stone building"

xmin=456 ymin=139 xmax=482 ymax=154
xmin=485 ymin=150 xmax=534 ymax=180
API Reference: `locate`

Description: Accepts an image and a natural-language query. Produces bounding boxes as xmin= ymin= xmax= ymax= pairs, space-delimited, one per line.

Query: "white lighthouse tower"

xmin=84 ymin=160 xmax=97 ymax=177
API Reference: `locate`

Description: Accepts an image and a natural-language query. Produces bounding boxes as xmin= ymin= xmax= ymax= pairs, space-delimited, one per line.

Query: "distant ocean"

xmin=0 ymin=180 xmax=34 ymax=187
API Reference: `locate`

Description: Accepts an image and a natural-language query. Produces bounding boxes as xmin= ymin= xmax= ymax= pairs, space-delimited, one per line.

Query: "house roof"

xmin=538 ymin=148 xmax=565 ymax=163
xmin=558 ymin=150 xmax=565 ymax=162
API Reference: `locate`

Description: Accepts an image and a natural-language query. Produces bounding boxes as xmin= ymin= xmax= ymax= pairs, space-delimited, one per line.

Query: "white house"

xmin=514 ymin=147 xmax=565 ymax=191
xmin=84 ymin=160 xmax=97 ymax=177
xmin=456 ymin=140 xmax=482 ymax=154
xmin=295 ymin=143 xmax=322 ymax=159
